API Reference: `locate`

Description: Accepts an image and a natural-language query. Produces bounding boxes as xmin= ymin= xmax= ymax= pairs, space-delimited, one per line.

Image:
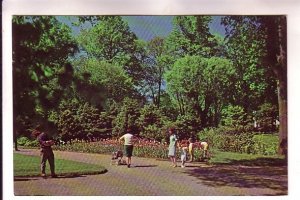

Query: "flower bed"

xmin=53 ymin=139 xmax=207 ymax=161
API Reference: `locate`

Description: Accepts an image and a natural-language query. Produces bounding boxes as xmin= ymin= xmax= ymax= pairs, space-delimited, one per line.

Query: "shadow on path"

xmin=14 ymin=174 xmax=88 ymax=181
xmin=183 ymin=157 xmax=287 ymax=195
xmin=133 ymin=164 xmax=157 ymax=168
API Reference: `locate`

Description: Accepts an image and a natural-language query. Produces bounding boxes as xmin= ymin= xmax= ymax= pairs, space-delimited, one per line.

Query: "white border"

xmin=3 ymin=0 xmax=300 ymax=200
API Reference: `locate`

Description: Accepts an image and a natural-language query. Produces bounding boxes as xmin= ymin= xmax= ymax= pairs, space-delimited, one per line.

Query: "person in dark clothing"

xmin=32 ymin=129 xmax=57 ymax=178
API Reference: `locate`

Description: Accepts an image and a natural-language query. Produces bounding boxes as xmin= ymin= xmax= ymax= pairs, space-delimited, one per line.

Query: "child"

xmin=179 ymin=140 xmax=188 ymax=168
xmin=111 ymin=150 xmax=123 ymax=165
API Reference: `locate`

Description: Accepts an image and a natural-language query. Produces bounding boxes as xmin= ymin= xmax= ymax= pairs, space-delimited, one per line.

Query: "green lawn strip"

xmin=14 ymin=153 xmax=107 ymax=177
xmin=209 ymin=150 xmax=286 ymax=166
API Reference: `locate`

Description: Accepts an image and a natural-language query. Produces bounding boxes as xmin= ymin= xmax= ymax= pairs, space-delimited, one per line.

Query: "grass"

xmin=209 ymin=150 xmax=286 ymax=166
xmin=14 ymin=153 xmax=107 ymax=177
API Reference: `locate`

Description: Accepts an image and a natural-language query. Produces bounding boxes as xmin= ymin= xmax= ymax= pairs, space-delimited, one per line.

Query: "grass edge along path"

xmin=14 ymin=153 xmax=107 ymax=177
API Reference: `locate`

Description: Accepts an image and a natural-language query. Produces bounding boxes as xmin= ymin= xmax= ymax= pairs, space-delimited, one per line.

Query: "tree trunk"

xmin=157 ymin=79 xmax=161 ymax=108
xmin=275 ymin=16 xmax=287 ymax=160
xmin=277 ymin=81 xmax=287 ymax=159
xmin=14 ymin=131 xmax=19 ymax=151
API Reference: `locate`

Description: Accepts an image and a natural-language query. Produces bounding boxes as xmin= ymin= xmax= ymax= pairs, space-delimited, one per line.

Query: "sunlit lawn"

xmin=209 ymin=150 xmax=286 ymax=166
xmin=14 ymin=153 xmax=107 ymax=177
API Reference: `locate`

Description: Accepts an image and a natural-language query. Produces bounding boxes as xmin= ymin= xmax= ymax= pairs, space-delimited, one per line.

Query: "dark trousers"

xmin=40 ymin=148 xmax=55 ymax=175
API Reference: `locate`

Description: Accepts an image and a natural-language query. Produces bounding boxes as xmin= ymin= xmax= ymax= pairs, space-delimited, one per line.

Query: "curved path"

xmin=14 ymin=149 xmax=287 ymax=196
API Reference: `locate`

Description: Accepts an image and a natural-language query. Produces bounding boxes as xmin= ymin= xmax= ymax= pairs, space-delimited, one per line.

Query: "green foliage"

xmin=17 ymin=137 xmax=32 ymax=146
xmin=255 ymin=103 xmax=278 ymax=132
xmin=169 ymin=16 xmax=217 ymax=57
xmin=17 ymin=136 xmax=39 ymax=147
xmin=198 ymin=127 xmax=279 ymax=155
xmin=57 ymin=99 xmax=105 ymax=142
xmin=252 ymin=134 xmax=279 ymax=155
xmin=77 ymin=16 xmax=143 ymax=85
xmin=165 ymin=55 xmax=235 ymax=128
xmin=137 ymin=104 xmax=168 ymax=141
xmin=221 ymin=16 xmax=277 ymax=112
xmin=13 ymin=16 xmax=78 ymax=139
xmin=221 ymin=105 xmax=248 ymax=127
xmin=74 ymin=59 xmax=134 ymax=103
xmin=112 ymin=98 xmax=141 ymax=137
xmin=140 ymin=37 xmax=168 ymax=107
xmin=174 ymin=113 xmax=200 ymax=140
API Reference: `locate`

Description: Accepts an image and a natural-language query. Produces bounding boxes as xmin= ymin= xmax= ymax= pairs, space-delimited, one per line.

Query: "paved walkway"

xmin=14 ymin=149 xmax=287 ymax=196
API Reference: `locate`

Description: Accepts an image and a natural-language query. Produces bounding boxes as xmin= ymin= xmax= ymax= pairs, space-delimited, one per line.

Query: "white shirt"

xmin=120 ymin=133 xmax=133 ymax=145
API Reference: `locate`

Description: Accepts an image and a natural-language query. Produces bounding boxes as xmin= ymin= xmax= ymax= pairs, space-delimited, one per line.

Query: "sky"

xmin=123 ymin=16 xmax=226 ymax=41
xmin=59 ymin=15 xmax=226 ymax=41
xmin=123 ymin=16 xmax=225 ymax=41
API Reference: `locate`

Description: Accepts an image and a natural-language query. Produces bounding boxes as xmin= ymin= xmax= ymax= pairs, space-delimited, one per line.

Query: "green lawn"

xmin=209 ymin=150 xmax=286 ymax=166
xmin=14 ymin=153 xmax=107 ymax=177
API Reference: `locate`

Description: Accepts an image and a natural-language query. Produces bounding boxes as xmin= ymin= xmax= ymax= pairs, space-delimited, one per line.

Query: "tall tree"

xmin=165 ymin=56 xmax=236 ymax=128
xmin=222 ymin=16 xmax=287 ymax=158
xmin=221 ymin=16 xmax=277 ymax=113
xmin=141 ymin=37 xmax=168 ymax=108
xmin=12 ymin=16 xmax=77 ymax=149
xmin=77 ymin=16 xmax=143 ymax=85
xmin=167 ymin=16 xmax=218 ymax=57
xmin=262 ymin=16 xmax=287 ymax=158
xmin=73 ymin=58 xmax=136 ymax=104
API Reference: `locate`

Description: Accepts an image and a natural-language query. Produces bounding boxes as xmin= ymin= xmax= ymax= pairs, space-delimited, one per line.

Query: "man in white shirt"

xmin=119 ymin=128 xmax=134 ymax=168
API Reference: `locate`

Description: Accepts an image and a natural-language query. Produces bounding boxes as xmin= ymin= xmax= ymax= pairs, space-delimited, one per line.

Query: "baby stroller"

xmin=110 ymin=150 xmax=124 ymax=166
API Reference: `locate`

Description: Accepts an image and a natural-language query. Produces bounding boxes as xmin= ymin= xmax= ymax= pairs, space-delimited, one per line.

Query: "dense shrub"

xmin=17 ymin=136 xmax=31 ymax=146
xmin=17 ymin=136 xmax=39 ymax=147
xmin=252 ymin=134 xmax=279 ymax=155
xmin=57 ymin=99 xmax=106 ymax=142
xmin=137 ymin=104 xmax=168 ymax=141
xmin=174 ymin=113 xmax=200 ymax=140
xmin=112 ymin=98 xmax=141 ymax=137
xmin=198 ymin=127 xmax=278 ymax=155
xmin=255 ymin=103 xmax=278 ymax=132
xmin=23 ymin=140 xmax=39 ymax=147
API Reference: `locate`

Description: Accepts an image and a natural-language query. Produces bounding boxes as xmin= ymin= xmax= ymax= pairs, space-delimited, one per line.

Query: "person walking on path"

xmin=168 ymin=128 xmax=178 ymax=167
xmin=119 ymin=128 xmax=135 ymax=168
xmin=32 ymin=128 xmax=57 ymax=178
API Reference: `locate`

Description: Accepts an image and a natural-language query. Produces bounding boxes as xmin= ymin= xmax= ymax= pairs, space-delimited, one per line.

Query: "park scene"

xmin=13 ymin=15 xmax=287 ymax=196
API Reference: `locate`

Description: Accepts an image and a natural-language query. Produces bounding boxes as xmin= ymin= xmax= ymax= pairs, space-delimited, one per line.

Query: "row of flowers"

xmin=53 ymin=138 xmax=208 ymax=161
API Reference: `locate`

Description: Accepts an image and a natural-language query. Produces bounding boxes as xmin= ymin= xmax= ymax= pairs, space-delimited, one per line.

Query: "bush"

xmin=23 ymin=140 xmax=39 ymax=147
xmin=252 ymin=134 xmax=279 ymax=155
xmin=17 ymin=136 xmax=31 ymax=146
xmin=112 ymin=98 xmax=141 ymax=137
xmin=137 ymin=104 xmax=168 ymax=141
xmin=255 ymin=103 xmax=278 ymax=132
xmin=17 ymin=136 xmax=39 ymax=147
xmin=198 ymin=127 xmax=278 ymax=155
xmin=57 ymin=99 xmax=106 ymax=142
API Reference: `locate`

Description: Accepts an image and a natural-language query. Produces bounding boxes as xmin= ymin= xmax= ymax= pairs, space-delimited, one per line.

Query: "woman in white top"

xmin=119 ymin=128 xmax=134 ymax=168
xmin=168 ymin=128 xmax=178 ymax=167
